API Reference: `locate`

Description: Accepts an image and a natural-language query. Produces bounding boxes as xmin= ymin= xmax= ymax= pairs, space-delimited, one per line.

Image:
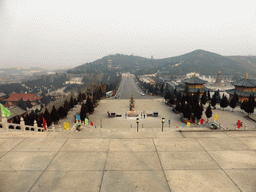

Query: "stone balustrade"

xmin=0 ymin=114 xmax=54 ymax=132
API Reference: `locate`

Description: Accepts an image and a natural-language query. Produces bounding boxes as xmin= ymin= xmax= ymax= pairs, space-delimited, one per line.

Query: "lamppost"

xmin=162 ymin=118 xmax=165 ymax=132
xmin=168 ymin=118 xmax=171 ymax=127
xmin=136 ymin=118 xmax=139 ymax=132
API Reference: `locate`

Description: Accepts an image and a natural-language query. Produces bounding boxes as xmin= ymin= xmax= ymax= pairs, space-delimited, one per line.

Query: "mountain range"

xmin=67 ymin=50 xmax=256 ymax=76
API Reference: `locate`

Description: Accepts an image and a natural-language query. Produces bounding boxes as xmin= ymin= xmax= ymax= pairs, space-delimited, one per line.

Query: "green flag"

xmin=1 ymin=104 xmax=11 ymax=118
xmin=85 ymin=118 xmax=88 ymax=125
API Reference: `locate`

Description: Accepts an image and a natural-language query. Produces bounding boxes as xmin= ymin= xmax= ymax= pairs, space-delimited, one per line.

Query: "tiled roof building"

xmin=226 ymin=74 xmax=256 ymax=102
xmin=4 ymin=93 xmax=42 ymax=106
xmin=177 ymin=73 xmax=208 ymax=95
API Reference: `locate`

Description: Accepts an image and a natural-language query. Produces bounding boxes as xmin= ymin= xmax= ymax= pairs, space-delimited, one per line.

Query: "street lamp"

xmin=168 ymin=118 xmax=171 ymax=127
xmin=162 ymin=118 xmax=165 ymax=132
xmin=136 ymin=118 xmax=139 ymax=132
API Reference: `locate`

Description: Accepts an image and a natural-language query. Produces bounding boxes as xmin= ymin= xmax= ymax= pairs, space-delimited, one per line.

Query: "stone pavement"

xmin=1 ymin=129 xmax=256 ymax=191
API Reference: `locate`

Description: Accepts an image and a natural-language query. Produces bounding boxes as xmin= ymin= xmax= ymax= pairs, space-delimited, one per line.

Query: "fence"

xmin=0 ymin=113 xmax=81 ymax=133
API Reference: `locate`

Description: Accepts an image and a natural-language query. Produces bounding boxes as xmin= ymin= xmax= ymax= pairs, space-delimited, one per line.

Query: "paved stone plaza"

xmin=1 ymin=129 xmax=256 ymax=191
xmin=1 ymin=98 xmax=256 ymax=191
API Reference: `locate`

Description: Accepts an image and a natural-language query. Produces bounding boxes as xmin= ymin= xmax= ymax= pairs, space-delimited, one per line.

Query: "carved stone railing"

xmin=0 ymin=114 xmax=82 ymax=133
xmin=0 ymin=114 xmax=55 ymax=132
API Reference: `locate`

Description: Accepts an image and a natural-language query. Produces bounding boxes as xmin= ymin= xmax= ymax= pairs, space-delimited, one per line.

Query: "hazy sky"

xmin=1 ymin=0 xmax=255 ymax=69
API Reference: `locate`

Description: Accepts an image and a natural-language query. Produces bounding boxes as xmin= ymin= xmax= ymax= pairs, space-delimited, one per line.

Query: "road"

xmin=115 ymin=74 xmax=159 ymax=99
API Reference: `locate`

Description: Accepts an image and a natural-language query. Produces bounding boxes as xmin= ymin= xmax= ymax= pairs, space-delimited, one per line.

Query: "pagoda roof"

xmin=226 ymin=89 xmax=256 ymax=97
xmin=231 ymin=78 xmax=256 ymax=87
xmin=182 ymin=76 xmax=207 ymax=85
xmin=177 ymin=86 xmax=209 ymax=93
xmin=4 ymin=93 xmax=42 ymax=102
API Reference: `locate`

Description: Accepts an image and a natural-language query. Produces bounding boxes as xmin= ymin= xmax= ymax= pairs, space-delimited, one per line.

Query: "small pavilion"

xmin=177 ymin=73 xmax=208 ymax=96
xmin=226 ymin=74 xmax=256 ymax=102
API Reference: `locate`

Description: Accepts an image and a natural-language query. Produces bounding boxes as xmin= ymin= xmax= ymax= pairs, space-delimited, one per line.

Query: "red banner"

xmin=43 ymin=118 xmax=47 ymax=130
xmin=237 ymin=120 xmax=240 ymax=129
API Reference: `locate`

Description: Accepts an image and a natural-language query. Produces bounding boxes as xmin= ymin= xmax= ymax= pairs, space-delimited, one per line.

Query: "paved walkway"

xmin=1 ymin=129 xmax=256 ymax=191
xmin=1 ymin=98 xmax=256 ymax=191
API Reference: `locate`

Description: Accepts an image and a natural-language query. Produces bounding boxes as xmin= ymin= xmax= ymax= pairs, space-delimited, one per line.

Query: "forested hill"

xmin=67 ymin=54 xmax=156 ymax=74
xmin=67 ymin=50 xmax=256 ymax=76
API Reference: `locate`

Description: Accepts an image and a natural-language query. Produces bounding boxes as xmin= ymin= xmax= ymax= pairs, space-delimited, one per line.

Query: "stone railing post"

xmin=33 ymin=120 xmax=38 ymax=128
xmin=2 ymin=114 xmax=8 ymax=132
xmin=20 ymin=117 xmax=25 ymax=132
xmin=33 ymin=120 xmax=38 ymax=131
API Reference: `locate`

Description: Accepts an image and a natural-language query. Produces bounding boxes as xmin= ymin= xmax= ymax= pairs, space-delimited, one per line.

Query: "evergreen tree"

xmin=23 ymin=114 xmax=29 ymax=125
xmin=196 ymin=89 xmax=200 ymax=100
xmin=184 ymin=86 xmax=189 ymax=94
xmin=233 ymin=92 xmax=239 ymax=103
xmin=96 ymin=89 xmax=101 ymax=100
xmin=164 ymin=91 xmax=171 ymax=101
xmin=173 ymin=88 xmax=177 ymax=96
xmin=183 ymin=104 xmax=191 ymax=119
xmin=64 ymin=100 xmax=70 ymax=113
xmin=85 ymin=96 xmax=94 ymax=114
xmin=207 ymin=90 xmax=211 ymax=101
xmin=51 ymin=105 xmax=60 ymax=123
xmin=99 ymin=88 xmax=103 ymax=97
xmin=80 ymin=103 xmax=87 ymax=121
xmin=201 ymin=91 xmax=207 ymax=105
xmin=92 ymin=92 xmax=97 ymax=105
xmin=164 ymin=83 xmax=169 ymax=95
xmin=77 ymin=92 xmax=83 ymax=104
xmin=13 ymin=116 xmax=20 ymax=124
xmin=229 ymin=97 xmax=236 ymax=112
xmin=160 ymin=83 xmax=164 ymax=96
xmin=194 ymin=102 xmax=203 ymax=120
xmin=154 ymin=86 xmax=159 ymax=95
xmin=37 ymin=113 xmax=43 ymax=127
xmin=43 ymin=108 xmax=52 ymax=127
xmin=74 ymin=98 xmax=78 ymax=105
xmin=28 ymin=110 xmax=36 ymax=125
xmin=69 ymin=96 xmax=74 ymax=109
xmin=240 ymin=100 xmax=246 ymax=112
xmin=249 ymin=94 xmax=255 ymax=107
xmin=25 ymin=99 xmax=32 ymax=109
xmin=176 ymin=92 xmax=182 ymax=103
xmin=211 ymin=93 xmax=217 ymax=109
xmin=18 ymin=98 xmax=27 ymax=111
xmin=244 ymin=95 xmax=255 ymax=116
xmin=169 ymin=93 xmax=175 ymax=105
xmin=220 ymin=94 xmax=228 ymax=110
xmin=175 ymin=102 xmax=181 ymax=112
xmin=58 ymin=106 xmax=67 ymax=119
xmin=215 ymin=89 xmax=221 ymax=102
xmin=205 ymin=104 xmax=212 ymax=122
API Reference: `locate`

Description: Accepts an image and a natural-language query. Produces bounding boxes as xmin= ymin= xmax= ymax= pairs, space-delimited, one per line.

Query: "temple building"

xmin=4 ymin=93 xmax=42 ymax=106
xmin=226 ymin=74 xmax=256 ymax=102
xmin=176 ymin=73 xmax=209 ymax=95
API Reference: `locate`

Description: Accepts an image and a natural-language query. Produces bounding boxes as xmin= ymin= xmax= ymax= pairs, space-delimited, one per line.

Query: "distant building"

xmin=107 ymin=59 xmax=113 ymax=69
xmin=65 ymin=77 xmax=83 ymax=85
xmin=176 ymin=73 xmax=209 ymax=95
xmin=213 ymin=71 xmax=224 ymax=87
xmin=0 ymin=92 xmax=6 ymax=101
xmin=4 ymin=93 xmax=42 ymax=106
xmin=226 ymin=74 xmax=256 ymax=102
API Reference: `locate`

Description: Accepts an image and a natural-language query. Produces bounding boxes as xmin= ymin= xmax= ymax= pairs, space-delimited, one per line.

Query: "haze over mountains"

xmin=67 ymin=49 xmax=256 ymax=76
